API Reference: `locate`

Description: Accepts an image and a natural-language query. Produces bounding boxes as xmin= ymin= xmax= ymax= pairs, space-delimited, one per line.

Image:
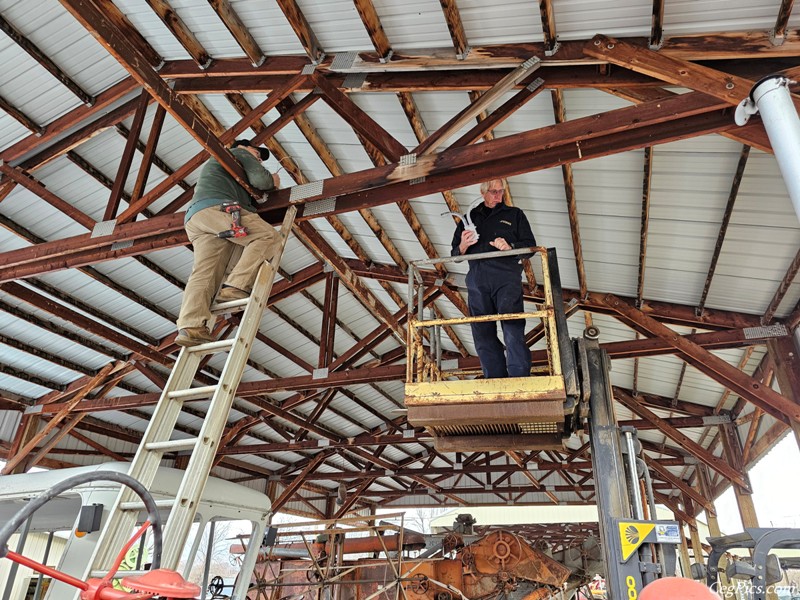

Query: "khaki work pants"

xmin=176 ymin=206 xmax=279 ymax=331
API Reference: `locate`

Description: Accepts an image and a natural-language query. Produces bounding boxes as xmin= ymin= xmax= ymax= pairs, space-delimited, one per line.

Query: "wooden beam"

xmin=552 ymin=88 xmax=588 ymax=299
xmin=130 ymin=105 xmax=167 ymax=203
xmin=636 ymin=147 xmax=654 ymax=307
xmin=1 ymin=362 xmax=121 ymax=474
xmin=312 ymin=73 xmax=407 ymax=161
xmin=353 ymin=0 xmax=391 ymax=58
xmin=104 ymin=90 xmax=150 ymax=221
xmin=275 ymin=0 xmax=324 ymax=63
xmin=763 ymin=246 xmax=800 ymax=323
xmin=414 ymin=58 xmax=542 ymax=155
xmin=0 ymin=94 xmax=42 ymax=134
xmin=451 ymin=77 xmax=546 ymax=147
xmin=17 ymin=94 xmax=149 ymax=171
xmin=538 ymin=0 xmax=558 ymax=52
xmin=207 ymin=0 xmax=264 ymax=66
xmin=438 ymin=0 xmax=469 ymax=59
xmin=0 ymin=163 xmax=96 ymax=230
xmin=615 ymin=387 xmax=750 ymax=488
xmin=583 ymin=34 xmax=797 ymax=110
xmin=1 ymin=78 xmax=138 ymax=164
xmin=604 ymin=293 xmax=800 ymax=426
xmin=774 ymin=0 xmax=795 ymax=42
xmin=650 ymin=0 xmax=665 ymax=49
xmin=699 ymin=145 xmax=750 ymax=311
xmin=144 ymin=0 xmax=212 ymax=68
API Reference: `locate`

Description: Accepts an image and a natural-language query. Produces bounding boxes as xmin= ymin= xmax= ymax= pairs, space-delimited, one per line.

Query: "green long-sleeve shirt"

xmin=184 ymin=147 xmax=276 ymax=223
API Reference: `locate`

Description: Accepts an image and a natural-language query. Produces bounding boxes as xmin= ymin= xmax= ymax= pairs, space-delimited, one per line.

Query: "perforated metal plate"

xmin=743 ymin=323 xmax=788 ymax=339
xmin=289 ymin=180 xmax=324 ymax=203
xmin=303 ymin=197 xmax=336 ymax=216
xmin=110 ymin=240 xmax=133 ymax=251
xmin=527 ymin=77 xmax=545 ymax=92
xmin=343 ymin=72 xmax=368 ymax=89
xmin=91 ymin=219 xmax=116 ymax=238
xmin=330 ymin=51 xmax=358 ymax=71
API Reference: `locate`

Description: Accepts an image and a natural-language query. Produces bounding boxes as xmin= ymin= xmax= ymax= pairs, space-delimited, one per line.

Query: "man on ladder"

xmin=176 ymin=138 xmax=282 ymax=347
xmin=86 ymin=139 xmax=296 ymax=584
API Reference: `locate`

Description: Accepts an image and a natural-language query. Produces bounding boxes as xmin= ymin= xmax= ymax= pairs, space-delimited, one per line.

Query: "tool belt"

xmin=217 ymin=202 xmax=248 ymax=238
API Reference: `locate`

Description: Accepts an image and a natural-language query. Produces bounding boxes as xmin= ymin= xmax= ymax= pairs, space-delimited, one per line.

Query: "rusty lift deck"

xmin=404 ymin=247 xmax=582 ymax=453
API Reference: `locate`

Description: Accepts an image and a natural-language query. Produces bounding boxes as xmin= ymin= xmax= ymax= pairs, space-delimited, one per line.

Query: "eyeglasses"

xmin=485 ymin=189 xmax=504 ymax=196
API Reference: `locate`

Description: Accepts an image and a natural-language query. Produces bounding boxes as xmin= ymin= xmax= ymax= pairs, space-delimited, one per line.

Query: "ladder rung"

xmin=144 ymin=438 xmax=198 ymax=453
xmin=167 ymin=385 xmax=218 ymax=401
xmin=211 ymin=297 xmax=250 ymax=313
xmin=119 ymin=498 xmax=175 ymax=511
xmin=185 ymin=338 xmax=236 ymax=353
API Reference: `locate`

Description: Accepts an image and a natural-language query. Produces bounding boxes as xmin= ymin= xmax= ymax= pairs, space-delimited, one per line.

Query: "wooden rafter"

xmin=438 ymin=0 xmax=469 ymax=59
xmin=207 ymin=0 xmax=264 ymax=66
xmin=144 ymin=0 xmax=211 ymax=68
xmin=352 ymin=0 xmax=391 ymax=58
xmin=699 ymin=145 xmax=751 ymax=311
xmin=275 ymin=0 xmax=324 ymax=63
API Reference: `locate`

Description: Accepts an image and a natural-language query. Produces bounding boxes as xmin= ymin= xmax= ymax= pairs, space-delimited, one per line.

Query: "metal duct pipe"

xmin=736 ymin=76 xmax=800 ymax=224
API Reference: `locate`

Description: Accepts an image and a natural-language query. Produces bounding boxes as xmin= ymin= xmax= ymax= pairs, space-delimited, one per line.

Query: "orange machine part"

xmin=639 ymin=577 xmax=720 ymax=599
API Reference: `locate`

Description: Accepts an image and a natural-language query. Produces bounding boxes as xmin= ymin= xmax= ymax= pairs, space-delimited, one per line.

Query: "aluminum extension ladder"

xmin=86 ymin=206 xmax=296 ymax=576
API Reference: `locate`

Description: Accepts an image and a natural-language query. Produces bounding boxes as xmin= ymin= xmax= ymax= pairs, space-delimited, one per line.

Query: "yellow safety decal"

xmin=618 ymin=522 xmax=655 ymax=561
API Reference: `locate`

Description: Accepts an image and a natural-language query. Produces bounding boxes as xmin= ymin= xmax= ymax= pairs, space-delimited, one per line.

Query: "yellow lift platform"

xmin=404 ymin=247 xmax=583 ymax=452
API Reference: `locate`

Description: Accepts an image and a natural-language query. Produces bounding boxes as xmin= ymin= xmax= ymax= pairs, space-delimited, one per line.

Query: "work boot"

xmin=175 ymin=327 xmax=215 ymax=347
xmin=216 ymin=285 xmax=249 ymax=302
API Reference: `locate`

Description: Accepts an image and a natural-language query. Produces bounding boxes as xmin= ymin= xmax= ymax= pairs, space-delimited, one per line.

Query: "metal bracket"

xmin=544 ymin=40 xmax=561 ymax=57
xmin=301 ymin=63 xmax=318 ymax=75
xmin=304 ymin=197 xmax=337 ymax=216
xmin=769 ymin=28 xmax=786 ymax=47
xmin=343 ymin=72 xmax=368 ymax=89
xmin=441 ymin=358 xmax=459 ymax=371
xmin=91 ymin=219 xmax=117 ymax=238
xmin=312 ymin=367 xmax=329 ymax=379
xmin=456 ymin=45 xmax=471 ymax=61
xmin=330 ymin=51 xmax=358 ymax=71
xmin=526 ymin=77 xmax=545 ymax=93
xmin=110 ymin=240 xmax=133 ymax=252
xmin=400 ymin=153 xmax=417 ymax=167
xmin=379 ymin=49 xmax=394 ymax=64
xmin=402 ymin=428 xmax=415 ymax=438
xmin=743 ymin=323 xmax=788 ymax=339
xmin=289 ymin=180 xmax=324 ymax=203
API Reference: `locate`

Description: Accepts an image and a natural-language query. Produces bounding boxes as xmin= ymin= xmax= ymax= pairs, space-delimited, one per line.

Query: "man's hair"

xmin=231 ymin=139 xmax=270 ymax=161
xmin=480 ymin=180 xmax=502 ymax=194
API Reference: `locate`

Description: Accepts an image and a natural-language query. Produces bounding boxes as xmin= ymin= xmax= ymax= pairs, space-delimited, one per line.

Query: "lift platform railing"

xmin=405 ymin=246 xmax=560 ymax=384
xmin=404 ymin=247 xmax=579 ymax=452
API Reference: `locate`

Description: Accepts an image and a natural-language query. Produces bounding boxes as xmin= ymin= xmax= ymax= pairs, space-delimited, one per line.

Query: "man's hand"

xmin=489 ymin=237 xmax=511 ymax=251
xmin=272 ymin=173 xmax=281 ymax=189
xmin=459 ymin=229 xmax=478 ymax=254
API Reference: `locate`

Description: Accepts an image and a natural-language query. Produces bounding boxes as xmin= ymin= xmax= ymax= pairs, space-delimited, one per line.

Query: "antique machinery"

xmin=238 ymin=516 xmax=571 ymax=600
xmin=403 ymin=247 xmax=690 ymax=598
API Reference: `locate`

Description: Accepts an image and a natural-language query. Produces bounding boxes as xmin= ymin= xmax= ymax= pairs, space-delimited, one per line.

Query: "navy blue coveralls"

xmin=451 ymin=202 xmax=536 ymax=378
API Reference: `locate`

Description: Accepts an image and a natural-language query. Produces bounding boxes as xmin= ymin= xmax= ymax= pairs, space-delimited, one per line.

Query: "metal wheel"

xmin=486 ymin=531 xmax=523 ymax=571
